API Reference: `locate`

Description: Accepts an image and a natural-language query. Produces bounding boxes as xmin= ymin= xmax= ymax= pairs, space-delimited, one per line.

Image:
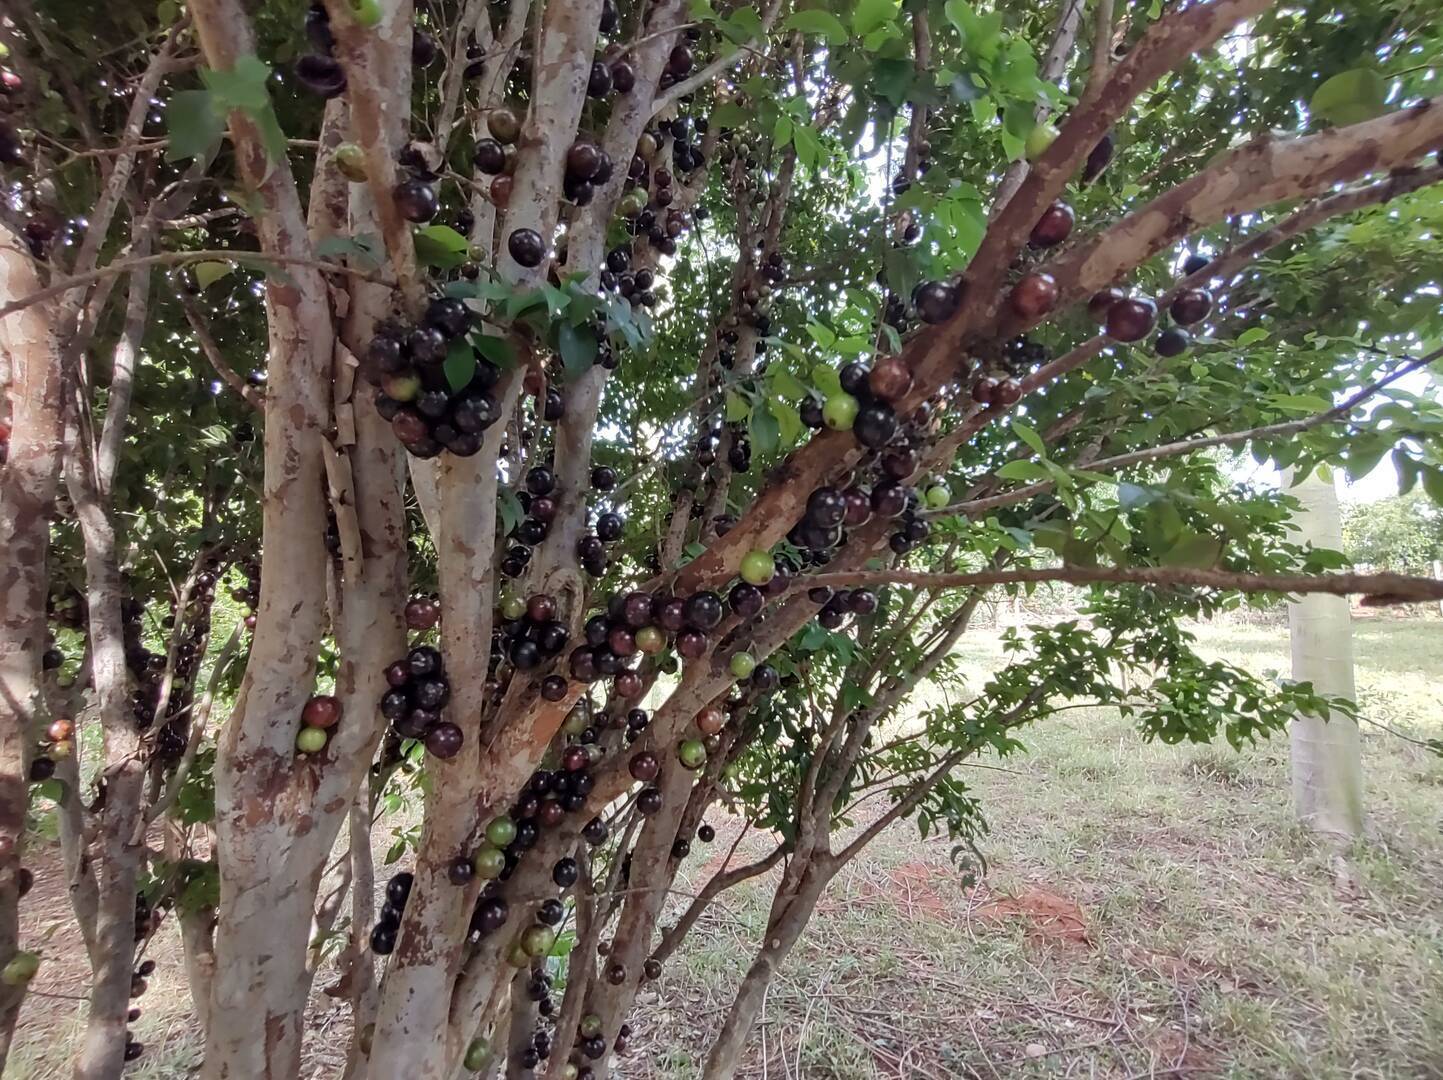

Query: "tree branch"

xmin=801 ymin=565 xmax=1443 ymax=606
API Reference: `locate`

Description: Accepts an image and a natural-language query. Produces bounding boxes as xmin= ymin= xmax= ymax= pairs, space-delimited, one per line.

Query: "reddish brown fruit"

xmin=867 ymin=356 xmax=913 ymax=402
xmin=302 ymin=695 xmax=342 ymax=729
xmin=1087 ymin=287 xmax=1125 ymax=323
xmin=1169 ymin=288 xmax=1212 ymax=326
xmin=1028 ymin=202 xmax=1074 ymax=248
xmin=1105 ymin=296 xmax=1158 ymax=342
xmin=1009 ymin=272 xmax=1059 ymax=319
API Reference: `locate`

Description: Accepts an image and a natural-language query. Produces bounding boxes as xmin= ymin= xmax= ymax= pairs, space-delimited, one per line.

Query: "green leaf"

xmin=711 ymin=101 xmax=749 ymax=127
xmin=1010 ymin=421 xmax=1046 ymax=456
xmin=783 ymin=8 xmax=849 ymax=43
xmin=1117 ymin=481 xmax=1158 ymax=510
xmin=558 ymin=321 xmax=597 ymax=379
xmin=473 ymin=334 xmax=517 ymax=369
xmin=202 ymin=57 xmax=273 ymax=112
xmin=443 ymin=341 xmax=478 ymax=393
xmin=852 ymin=0 xmax=898 ymax=38
xmin=750 ymin=401 xmax=782 ymax=455
xmin=33 ymin=778 xmax=65 ymax=803
xmin=1266 ymin=392 xmax=1333 ymax=414
xmin=770 ymin=369 xmax=809 ymax=402
xmin=873 ymin=59 xmax=914 ymax=108
xmin=315 ymin=233 xmax=383 ymax=270
xmin=166 ymin=89 xmax=224 ymax=162
xmin=994 ymin=459 xmax=1049 ymax=482
xmin=1310 ymin=69 xmax=1387 ymax=127
xmin=1420 ymin=463 xmax=1443 ymax=505
xmin=1235 ymin=326 xmax=1270 ymax=347
xmin=770 ymin=399 xmax=805 ymax=446
xmin=725 ymin=390 xmax=752 ymax=423
xmin=193 ymin=261 xmax=233 ymax=290
xmin=805 ymin=321 xmax=837 ymax=349
xmin=810 ymin=363 xmax=843 ymax=396
xmin=498 ymin=488 xmax=525 ymax=537
xmin=414 ymin=225 xmax=470 ymax=269
xmin=1161 ymin=531 xmax=1224 ymax=569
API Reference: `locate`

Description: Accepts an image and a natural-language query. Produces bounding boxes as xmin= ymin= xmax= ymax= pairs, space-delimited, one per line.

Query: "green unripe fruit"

xmin=463 ymin=1038 xmax=491 ymax=1071
xmin=822 ymin=392 xmax=859 ymax=431
xmin=618 ymin=189 xmax=647 ymax=217
xmin=925 ymin=483 xmax=951 ymax=509
xmin=333 ymin=143 xmax=368 ymax=183
xmin=1025 ymin=121 xmax=1059 ymax=161
xmin=472 ymin=845 xmax=506 ymax=879
xmin=1 ymin=952 xmax=39 ymax=986
xmin=677 ymin=738 xmax=707 ymax=770
xmin=563 ymin=705 xmax=588 ymax=736
xmin=739 ymin=550 xmax=775 ymax=586
xmin=561 ymin=1066 xmax=580 ymax=1080
xmin=635 ymin=626 xmax=665 ymax=654
xmin=521 ymin=924 xmax=555 ymax=957
xmin=296 ymin=726 xmax=328 ymax=754
xmin=659 ymin=655 xmax=679 ymax=674
xmin=729 ymin=651 xmax=756 ymax=679
xmin=500 ymin=594 xmax=526 ymax=620
xmin=484 ymin=817 xmax=517 ymax=847
xmin=382 ymin=372 xmax=420 ymax=402
xmin=350 ymin=0 xmax=382 ymax=26
xmin=506 ymin=942 xmax=530 ymax=967
xmin=580 ymin=1013 xmax=603 ymax=1038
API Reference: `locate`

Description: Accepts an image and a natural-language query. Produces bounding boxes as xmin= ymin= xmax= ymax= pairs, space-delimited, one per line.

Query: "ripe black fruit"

xmin=1170 ymin=287 xmax=1212 ymax=326
xmin=1154 ymin=327 xmax=1190 ymax=357
xmin=1105 ymin=296 xmax=1158 ymax=342
xmin=912 ymin=280 xmax=960 ymax=324
xmin=508 ymin=228 xmax=545 ymax=268
xmin=394 ymin=180 xmax=439 ymax=223
xmin=474 ymin=138 xmax=506 ymax=174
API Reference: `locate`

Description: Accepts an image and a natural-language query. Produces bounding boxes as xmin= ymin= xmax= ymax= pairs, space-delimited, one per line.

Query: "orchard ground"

xmin=12 ymin=615 xmax=1443 ymax=1079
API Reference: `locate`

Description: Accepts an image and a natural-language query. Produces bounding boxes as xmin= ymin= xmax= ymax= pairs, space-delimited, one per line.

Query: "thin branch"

xmin=178 ymin=294 xmax=266 ymax=411
xmin=649 ymin=0 xmax=787 ymax=116
xmin=799 ymin=565 xmax=1443 ymax=606
xmin=928 ymin=348 xmax=1443 ymax=519
xmin=652 ymin=843 xmax=788 ymax=964
xmin=0 ymin=249 xmax=392 ymax=323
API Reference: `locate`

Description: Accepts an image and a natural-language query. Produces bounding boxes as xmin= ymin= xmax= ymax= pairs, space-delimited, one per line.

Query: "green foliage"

xmin=1343 ymin=492 xmax=1443 ymax=573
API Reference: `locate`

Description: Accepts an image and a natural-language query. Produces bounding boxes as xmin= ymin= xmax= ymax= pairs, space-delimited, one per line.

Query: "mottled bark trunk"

xmin=0 ymin=227 xmax=64 ymax=1070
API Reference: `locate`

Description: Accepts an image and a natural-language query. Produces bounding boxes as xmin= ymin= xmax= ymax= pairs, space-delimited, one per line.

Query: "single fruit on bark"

xmin=404 ymin=597 xmax=440 ymax=629
xmin=1182 ymin=253 xmax=1210 ymax=276
xmin=629 ymin=751 xmax=659 ymax=781
xmin=1170 ymin=287 xmax=1212 ymax=326
xmin=677 ymin=738 xmax=707 ymax=770
xmin=925 ymin=483 xmax=951 ymax=509
xmin=739 ymin=550 xmax=775 ymax=585
xmin=868 ymin=356 xmax=913 ymax=401
xmin=302 ymin=694 xmax=341 ymax=729
xmin=1010 ymin=272 xmax=1059 ymax=319
xmin=333 ymin=142 xmax=367 ymax=182
xmin=425 ymin=721 xmax=464 ymax=758
xmin=822 ymin=392 xmax=859 ymax=431
xmin=637 ymin=787 xmax=663 ymax=814
xmin=588 ymin=60 xmax=614 ymax=97
xmin=1029 ymin=201 xmax=1074 ymax=248
xmin=472 ymin=845 xmax=505 ymax=879
xmin=463 ymin=1038 xmax=491 ymax=1071
xmin=393 ymin=180 xmax=438 ymax=222
xmin=489 ymin=174 xmax=513 ymax=206
xmin=1154 ymin=327 xmax=1190 ymax=356
xmin=611 ymin=58 xmax=636 ymax=93
xmin=1081 ymin=131 xmax=1114 ymax=185
xmin=728 ymin=651 xmax=756 ymax=678
xmin=296 ymin=726 xmax=328 ymax=754
xmin=1105 ymin=296 xmax=1158 ymax=342
xmin=487 ymin=107 xmax=520 ymax=143
xmin=567 ymin=140 xmax=602 ymax=180
xmin=912 ymin=280 xmax=959 ymax=324
xmin=1025 ymin=121 xmax=1059 ymax=160
xmin=697 ymin=706 xmax=726 ymax=735
xmin=854 ymin=403 xmax=899 ymax=449
xmin=2 ymin=952 xmax=40 ymax=986
xmin=295 ymin=54 xmax=347 ymax=98
xmin=1087 ymin=287 xmax=1125 ymax=322
xmin=508 ymin=228 xmax=545 ymax=268
xmin=521 ymin=925 xmax=556 ymax=957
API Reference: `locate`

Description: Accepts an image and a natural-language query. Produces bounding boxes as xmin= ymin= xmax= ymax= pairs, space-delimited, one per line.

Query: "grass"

xmin=10 ymin=616 xmax=1443 ymax=1078
xmin=632 ymin=615 xmax=1443 ymax=1078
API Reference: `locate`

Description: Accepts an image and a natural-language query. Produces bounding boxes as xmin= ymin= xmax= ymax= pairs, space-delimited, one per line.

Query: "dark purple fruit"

xmin=508 ymin=228 xmax=545 ymax=268
xmin=394 ymin=180 xmax=439 ymax=223
xmin=854 ymin=404 xmax=898 ymax=449
xmin=587 ymin=60 xmax=613 ymax=97
xmin=1170 ymin=287 xmax=1212 ymax=326
xmin=1154 ymin=327 xmax=1190 ymax=356
xmin=912 ymin=280 xmax=960 ymax=324
xmin=1010 ymin=272 xmax=1059 ymax=319
xmin=425 ymin=722 xmax=464 ymax=758
xmin=1029 ymin=201 xmax=1075 ymax=248
xmin=1105 ymin=296 xmax=1158 ymax=342
xmin=295 ymin=54 xmax=346 ymax=98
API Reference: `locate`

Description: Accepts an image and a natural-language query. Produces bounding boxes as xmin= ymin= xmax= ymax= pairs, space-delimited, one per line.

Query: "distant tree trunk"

xmin=1287 ymin=469 xmax=1364 ymax=838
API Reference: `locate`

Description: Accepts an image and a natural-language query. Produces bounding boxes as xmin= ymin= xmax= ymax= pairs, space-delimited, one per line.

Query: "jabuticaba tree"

xmin=1 ymin=0 xmax=1443 ymax=1076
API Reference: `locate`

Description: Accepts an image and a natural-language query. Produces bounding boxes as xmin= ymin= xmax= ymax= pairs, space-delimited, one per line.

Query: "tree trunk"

xmin=1287 ymin=469 xmax=1364 ymax=838
xmin=699 ymin=861 xmax=830 ymax=1080
xmin=0 ymin=227 xmax=65 ymax=1069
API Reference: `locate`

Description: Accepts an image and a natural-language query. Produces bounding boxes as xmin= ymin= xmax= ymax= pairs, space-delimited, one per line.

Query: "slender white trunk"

xmin=1286 ymin=469 xmax=1363 ymax=838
